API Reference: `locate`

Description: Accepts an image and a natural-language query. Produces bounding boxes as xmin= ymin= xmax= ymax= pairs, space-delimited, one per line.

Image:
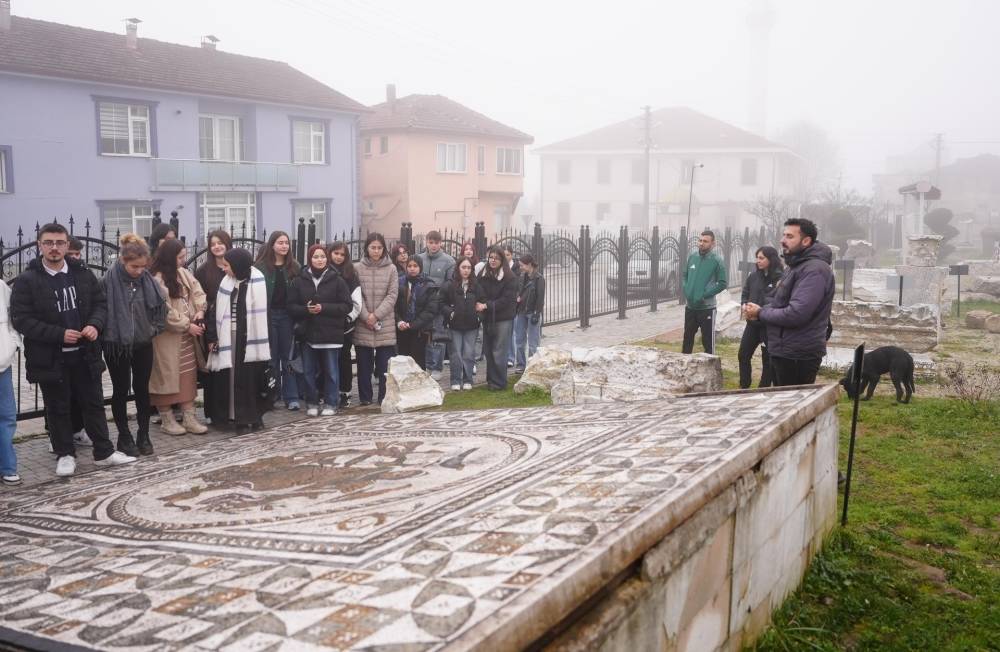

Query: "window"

xmin=557 ymin=160 xmax=572 ymax=184
xmin=496 ymin=147 xmax=522 ymax=175
xmin=597 ymin=159 xmax=611 ymax=184
xmin=0 ymin=147 xmax=10 ymax=193
xmin=477 ymin=145 xmax=486 ymax=174
xmin=596 ymin=202 xmax=610 ymax=222
xmin=102 ymin=204 xmax=154 ymax=238
xmin=741 ymin=158 xmax=758 ymax=186
xmin=557 ymin=202 xmax=571 ymax=226
xmin=681 ymin=159 xmax=696 ymax=184
xmin=363 ymin=137 xmax=372 ymax=156
xmin=436 ymin=143 xmax=467 ymax=173
xmin=494 ymin=205 xmax=511 ymax=231
xmin=199 ymin=115 xmax=242 ymax=161
xmin=294 ymin=201 xmax=328 ymax=243
xmin=379 ymin=136 xmax=389 ymax=155
xmin=293 ymin=120 xmax=326 ymax=164
xmin=202 ymin=192 xmax=256 ymax=236
xmin=630 ymin=203 xmax=645 ymax=229
xmin=98 ymin=102 xmax=151 ymax=156
xmin=631 ymin=159 xmax=645 ymax=185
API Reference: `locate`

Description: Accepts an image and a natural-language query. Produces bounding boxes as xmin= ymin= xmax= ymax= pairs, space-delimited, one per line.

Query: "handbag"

xmin=288 ymin=337 xmax=305 ymax=375
xmin=258 ymin=364 xmax=279 ymax=403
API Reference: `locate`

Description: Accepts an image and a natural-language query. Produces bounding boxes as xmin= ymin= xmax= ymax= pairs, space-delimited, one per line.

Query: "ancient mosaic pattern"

xmin=0 ymin=388 xmax=829 ymax=651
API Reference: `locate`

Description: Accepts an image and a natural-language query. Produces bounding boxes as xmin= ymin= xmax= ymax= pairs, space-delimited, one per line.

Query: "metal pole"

xmin=685 ymin=166 xmax=696 ymax=238
xmin=956 ymin=274 xmax=961 ymax=318
xmin=642 ymin=106 xmax=651 ymax=230
xmin=898 ymin=275 xmax=904 ymax=306
xmin=841 ymin=343 xmax=865 ymax=527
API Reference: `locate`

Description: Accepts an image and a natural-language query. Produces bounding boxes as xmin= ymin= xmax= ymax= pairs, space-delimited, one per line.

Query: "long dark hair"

xmin=255 ymin=230 xmax=300 ymax=276
xmin=327 ymin=241 xmax=357 ymax=284
xmin=390 ymin=242 xmax=409 ymax=271
xmin=364 ymin=232 xmax=388 ymax=261
xmin=460 ymin=241 xmax=479 ymax=267
xmin=756 ymin=246 xmax=784 ymax=278
xmin=149 ymin=222 xmax=176 ymax=254
xmin=481 ymin=245 xmax=505 ymax=280
xmin=150 ymin=238 xmax=186 ymax=298
xmin=452 ymin=256 xmax=478 ymax=289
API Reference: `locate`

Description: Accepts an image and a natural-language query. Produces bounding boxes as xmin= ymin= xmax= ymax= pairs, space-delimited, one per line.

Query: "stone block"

xmin=549 ymin=346 xmax=722 ymax=405
xmin=970 ymin=276 xmax=1000 ymax=298
xmin=844 ymin=239 xmax=875 ymax=268
xmin=965 ymin=310 xmax=993 ymax=330
xmin=905 ymin=234 xmax=944 ymax=267
xmin=513 ymin=346 xmax=573 ymax=394
xmin=851 ymin=268 xmax=898 ymax=303
xmin=986 ymin=314 xmax=1000 ymax=334
xmin=829 ymin=301 xmax=939 ymax=352
xmin=715 ymin=291 xmax=743 ymax=336
xmin=380 ymin=356 xmax=444 ymax=413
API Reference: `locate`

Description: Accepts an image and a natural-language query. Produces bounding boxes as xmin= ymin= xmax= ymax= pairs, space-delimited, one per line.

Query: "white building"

xmin=536 ymin=107 xmax=801 ymax=234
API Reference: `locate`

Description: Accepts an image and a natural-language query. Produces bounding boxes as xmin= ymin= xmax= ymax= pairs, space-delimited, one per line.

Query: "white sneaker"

xmin=47 ymin=440 xmax=54 ymax=454
xmin=320 ymin=407 xmax=336 ymax=417
xmin=462 ymin=383 xmax=472 ymax=390
xmin=473 ymin=364 xmax=478 ymax=375
xmin=56 ymin=456 xmax=76 ymax=477
xmin=431 ymin=370 xmax=443 ymax=380
xmin=450 ymin=384 xmax=461 ymax=391
xmin=94 ymin=451 xmax=137 ymax=467
xmin=306 ymin=408 xmax=319 ymax=417
xmin=73 ymin=430 xmax=93 ymax=447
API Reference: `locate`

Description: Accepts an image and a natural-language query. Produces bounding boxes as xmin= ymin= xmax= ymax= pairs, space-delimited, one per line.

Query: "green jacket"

xmin=682 ymin=250 xmax=728 ymax=309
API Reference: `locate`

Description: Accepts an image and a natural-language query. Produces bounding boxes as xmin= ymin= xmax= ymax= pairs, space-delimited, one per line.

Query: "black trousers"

xmin=40 ymin=351 xmax=115 ymax=459
xmin=339 ymin=331 xmax=354 ymax=394
xmin=738 ymin=324 xmax=773 ymax=389
xmin=770 ymin=356 xmax=822 ymax=387
xmin=682 ymin=308 xmax=716 ymax=354
xmin=105 ymin=345 xmax=154 ymax=441
xmin=397 ymin=329 xmax=428 ymax=370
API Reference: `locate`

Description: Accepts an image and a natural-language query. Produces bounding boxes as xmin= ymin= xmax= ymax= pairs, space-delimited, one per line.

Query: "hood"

xmin=362 ymin=255 xmax=392 ymax=268
xmin=784 ymin=241 xmax=833 ymax=267
xmin=27 ymin=256 xmax=86 ymax=273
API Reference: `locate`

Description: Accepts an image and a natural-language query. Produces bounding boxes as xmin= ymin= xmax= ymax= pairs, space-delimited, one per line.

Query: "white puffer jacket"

xmin=0 ymin=281 xmax=22 ymax=373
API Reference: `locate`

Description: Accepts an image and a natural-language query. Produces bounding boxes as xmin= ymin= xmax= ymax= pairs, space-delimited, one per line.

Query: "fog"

xmin=19 ymin=0 xmax=1000 ymax=197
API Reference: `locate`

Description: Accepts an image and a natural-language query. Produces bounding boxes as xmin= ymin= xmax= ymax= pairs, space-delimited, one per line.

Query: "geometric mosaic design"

xmin=0 ymin=387 xmax=834 ymax=651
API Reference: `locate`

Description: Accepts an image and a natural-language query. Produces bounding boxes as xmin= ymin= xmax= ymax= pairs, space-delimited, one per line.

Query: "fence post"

xmin=579 ymin=225 xmax=590 ymax=329
xmin=650 ymin=226 xmax=660 ymax=313
xmin=474 ymin=222 xmax=487 ymax=260
xmin=307 ymin=218 xmax=317 ymax=246
xmin=295 ymin=217 xmax=306 ymax=264
xmin=151 ymin=210 xmax=162 ymax=230
xmin=532 ymin=222 xmax=543 ymax=267
xmin=678 ymin=226 xmax=688 ymax=306
xmin=399 ymin=222 xmax=413 ymax=253
xmin=169 ymin=210 xmax=180 ymax=234
xmin=617 ymin=226 xmax=628 ymax=319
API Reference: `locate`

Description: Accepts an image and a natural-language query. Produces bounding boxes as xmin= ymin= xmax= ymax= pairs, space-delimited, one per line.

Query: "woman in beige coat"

xmin=149 ymin=239 xmax=209 ymax=435
xmin=354 ymin=233 xmax=398 ymax=405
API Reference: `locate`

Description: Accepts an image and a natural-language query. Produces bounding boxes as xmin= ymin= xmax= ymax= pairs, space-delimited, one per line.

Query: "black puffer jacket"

xmin=759 ymin=242 xmax=835 ymax=360
xmin=741 ymin=268 xmax=783 ymax=331
xmin=10 ymin=257 xmax=108 ymax=383
xmin=395 ymin=274 xmax=440 ymax=334
xmin=478 ymin=266 xmax=517 ymax=323
xmin=441 ymin=280 xmax=484 ymax=331
xmin=288 ymin=267 xmax=353 ymax=346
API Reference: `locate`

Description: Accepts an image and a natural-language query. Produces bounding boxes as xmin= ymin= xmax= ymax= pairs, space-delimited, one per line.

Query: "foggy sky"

xmin=15 ymin=0 xmax=1000 ymax=196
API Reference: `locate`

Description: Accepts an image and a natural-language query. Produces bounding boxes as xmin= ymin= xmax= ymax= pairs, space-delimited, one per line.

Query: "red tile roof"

xmin=0 ymin=16 xmax=366 ymax=113
xmin=537 ymin=107 xmax=786 ymax=152
xmin=361 ymin=94 xmax=533 ymax=143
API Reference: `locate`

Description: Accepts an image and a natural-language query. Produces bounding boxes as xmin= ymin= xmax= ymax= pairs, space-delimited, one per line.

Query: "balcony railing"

xmin=151 ymin=159 xmax=299 ymax=192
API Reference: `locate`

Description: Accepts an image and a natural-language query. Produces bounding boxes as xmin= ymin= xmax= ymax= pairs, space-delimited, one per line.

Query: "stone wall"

xmin=546 ymin=404 xmax=839 ymax=652
xmin=828 ymin=300 xmax=939 ymax=352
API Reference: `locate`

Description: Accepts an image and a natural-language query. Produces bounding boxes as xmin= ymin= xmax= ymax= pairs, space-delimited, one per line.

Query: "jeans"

xmin=507 ymin=321 xmax=516 ymax=365
xmin=513 ymin=313 xmax=541 ymax=369
xmin=301 ymin=345 xmax=340 ymax=407
xmin=682 ymin=308 xmax=716 ymax=354
xmin=449 ymin=329 xmax=478 ymax=386
xmin=268 ymin=309 xmax=300 ymax=403
xmin=770 ymin=356 xmax=823 ymax=387
xmin=425 ymin=341 xmax=445 ymax=371
xmin=737 ymin=324 xmax=773 ymax=389
xmin=105 ymin=344 xmax=153 ymax=441
xmin=356 ymin=345 xmax=395 ymax=404
xmin=0 ymin=367 xmax=17 ymax=477
xmin=39 ymin=351 xmax=115 ymax=460
xmin=483 ymin=319 xmax=513 ymax=390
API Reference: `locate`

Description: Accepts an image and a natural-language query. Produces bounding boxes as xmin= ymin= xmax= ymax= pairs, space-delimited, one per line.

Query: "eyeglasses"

xmin=40 ymin=240 xmax=68 ymax=248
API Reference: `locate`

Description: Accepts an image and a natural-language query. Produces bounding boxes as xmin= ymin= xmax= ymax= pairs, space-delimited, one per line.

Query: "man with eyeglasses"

xmin=10 ymin=223 xmax=136 ymax=477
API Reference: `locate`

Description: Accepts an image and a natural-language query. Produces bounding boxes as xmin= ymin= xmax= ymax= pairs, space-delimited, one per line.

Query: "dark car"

xmin=606 ymin=261 xmax=679 ymax=300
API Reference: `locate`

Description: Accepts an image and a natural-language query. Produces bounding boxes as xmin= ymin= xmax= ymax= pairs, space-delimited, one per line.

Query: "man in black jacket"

xmin=11 ymin=223 xmax=136 ymax=477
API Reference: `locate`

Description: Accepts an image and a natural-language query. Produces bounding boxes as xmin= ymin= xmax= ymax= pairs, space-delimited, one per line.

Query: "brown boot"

xmin=159 ymin=410 xmax=186 ymax=436
xmin=182 ymin=409 xmax=208 ymax=435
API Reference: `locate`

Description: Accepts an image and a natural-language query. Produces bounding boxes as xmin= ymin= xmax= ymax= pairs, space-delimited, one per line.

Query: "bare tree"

xmin=745 ymin=194 xmax=800 ymax=237
xmin=775 ymin=121 xmax=841 ymax=201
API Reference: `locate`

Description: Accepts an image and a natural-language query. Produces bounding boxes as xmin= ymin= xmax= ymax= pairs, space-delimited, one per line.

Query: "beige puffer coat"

xmin=150 ymin=268 xmax=207 ymax=395
xmin=354 ymin=255 xmax=398 ymax=348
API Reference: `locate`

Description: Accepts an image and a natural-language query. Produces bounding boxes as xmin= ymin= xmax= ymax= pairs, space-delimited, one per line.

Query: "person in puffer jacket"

xmin=441 ymin=257 xmax=484 ymax=390
xmin=0 ymin=279 xmax=21 ymax=485
xmin=395 ymin=257 xmax=440 ymax=370
xmin=738 ymin=246 xmax=783 ymax=389
xmin=744 ymin=218 xmax=835 ymax=387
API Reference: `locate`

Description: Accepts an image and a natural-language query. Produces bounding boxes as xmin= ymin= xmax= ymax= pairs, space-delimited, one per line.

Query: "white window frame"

xmin=0 ymin=149 xmax=7 ymax=193
xmin=363 ymin=137 xmax=372 ymax=157
xmin=294 ymin=201 xmax=328 ymax=243
xmin=379 ymin=135 xmax=389 ymax=155
xmin=436 ymin=142 xmax=467 ymax=173
xmin=595 ymin=202 xmax=610 ymax=222
xmin=496 ymin=147 xmax=522 ymax=175
xmin=99 ymin=102 xmax=151 ymax=157
xmin=199 ymin=114 xmax=242 ymax=162
xmin=102 ymin=204 xmax=155 ymax=238
xmin=477 ymin=145 xmax=486 ymax=174
xmin=293 ymin=120 xmax=326 ymax=164
xmin=201 ymin=192 xmax=256 ymax=235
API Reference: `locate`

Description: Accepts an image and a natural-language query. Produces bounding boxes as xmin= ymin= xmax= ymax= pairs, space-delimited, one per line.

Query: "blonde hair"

xmin=119 ymin=233 xmax=151 ymax=262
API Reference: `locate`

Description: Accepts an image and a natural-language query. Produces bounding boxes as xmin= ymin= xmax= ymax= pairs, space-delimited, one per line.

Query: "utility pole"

xmin=932 ymin=132 xmax=943 ymax=186
xmin=642 ymin=106 xmax=652 ymax=228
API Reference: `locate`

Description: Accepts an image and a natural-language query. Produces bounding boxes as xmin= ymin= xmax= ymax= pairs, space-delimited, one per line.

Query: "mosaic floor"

xmin=0 ymin=386 xmax=835 ymax=651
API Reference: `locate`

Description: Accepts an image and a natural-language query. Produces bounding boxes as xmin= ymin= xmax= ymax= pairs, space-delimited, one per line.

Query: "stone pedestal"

xmin=894 ymin=264 xmax=950 ymax=318
xmin=829 ymin=300 xmax=939 ymax=352
xmin=905 ymin=234 xmax=944 ymax=267
xmin=844 ymin=239 xmax=875 ymax=268
xmin=381 ymin=355 xmax=444 ymax=413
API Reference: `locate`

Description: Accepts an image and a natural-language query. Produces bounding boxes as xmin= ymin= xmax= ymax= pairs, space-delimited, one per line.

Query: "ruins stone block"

xmin=844 ymin=239 xmax=876 ymax=268
xmin=986 ymin=314 xmax=1000 ymax=334
xmin=828 ymin=301 xmax=939 ymax=352
xmin=513 ymin=346 xmax=573 ymax=394
xmin=965 ymin=310 xmax=993 ymax=330
xmin=970 ymin=276 xmax=1000 ymax=298
xmin=905 ymin=234 xmax=944 ymax=267
xmin=381 ymin=355 xmax=444 ymax=413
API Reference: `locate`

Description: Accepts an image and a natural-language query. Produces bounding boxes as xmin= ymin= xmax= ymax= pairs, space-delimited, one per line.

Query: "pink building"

xmin=360 ymin=87 xmax=533 ymax=238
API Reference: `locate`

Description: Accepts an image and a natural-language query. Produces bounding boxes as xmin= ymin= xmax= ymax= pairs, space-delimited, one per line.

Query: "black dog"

xmin=840 ymin=346 xmax=915 ymax=403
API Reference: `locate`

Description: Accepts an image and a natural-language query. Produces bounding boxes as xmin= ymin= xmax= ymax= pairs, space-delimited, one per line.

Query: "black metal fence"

xmin=2 ymin=215 xmax=780 ymax=420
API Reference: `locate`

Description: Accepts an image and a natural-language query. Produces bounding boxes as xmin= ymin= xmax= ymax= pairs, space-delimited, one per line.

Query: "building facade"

xmin=360 ymin=88 xmax=533 ymax=238
xmin=0 ymin=11 xmax=366 ymax=246
xmin=537 ymin=107 xmax=801 ymax=233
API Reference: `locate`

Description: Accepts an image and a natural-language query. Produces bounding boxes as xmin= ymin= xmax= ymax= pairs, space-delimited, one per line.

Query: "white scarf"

xmin=212 ymin=267 xmax=270 ymax=370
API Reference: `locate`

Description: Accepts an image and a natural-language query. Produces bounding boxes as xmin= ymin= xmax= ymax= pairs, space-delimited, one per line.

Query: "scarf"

xmin=213 ymin=266 xmax=269 ymax=370
xmin=103 ymin=262 xmax=167 ymax=360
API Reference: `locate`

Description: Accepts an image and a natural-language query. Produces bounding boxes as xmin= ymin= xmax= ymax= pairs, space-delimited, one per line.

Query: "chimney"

xmin=1 ymin=0 xmax=11 ymax=32
xmin=201 ymin=34 xmax=220 ymax=50
xmin=386 ymin=83 xmax=396 ymax=109
xmin=124 ymin=17 xmax=140 ymax=49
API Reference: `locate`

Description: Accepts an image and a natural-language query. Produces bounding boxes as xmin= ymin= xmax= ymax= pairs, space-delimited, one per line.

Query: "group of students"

xmin=0 ymin=224 xmax=545 ymax=485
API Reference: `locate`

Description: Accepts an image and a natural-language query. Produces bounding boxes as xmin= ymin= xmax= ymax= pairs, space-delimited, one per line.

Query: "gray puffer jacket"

xmin=759 ymin=241 xmax=835 ymax=360
xmin=355 ymin=255 xmax=399 ymax=348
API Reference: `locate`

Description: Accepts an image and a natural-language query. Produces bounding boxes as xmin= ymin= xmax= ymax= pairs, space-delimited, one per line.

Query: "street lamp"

xmin=684 ymin=163 xmax=704 ymax=241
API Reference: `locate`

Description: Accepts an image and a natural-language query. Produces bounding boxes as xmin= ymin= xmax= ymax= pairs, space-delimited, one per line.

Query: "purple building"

xmin=0 ymin=6 xmax=366 ymax=246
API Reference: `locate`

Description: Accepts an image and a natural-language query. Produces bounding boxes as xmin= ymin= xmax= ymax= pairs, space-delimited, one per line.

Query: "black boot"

xmin=136 ymin=431 xmax=154 ymax=456
xmin=117 ymin=432 xmax=140 ymax=458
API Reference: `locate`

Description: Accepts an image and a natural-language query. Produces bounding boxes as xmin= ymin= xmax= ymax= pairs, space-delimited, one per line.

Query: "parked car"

xmin=606 ymin=261 xmax=679 ymax=300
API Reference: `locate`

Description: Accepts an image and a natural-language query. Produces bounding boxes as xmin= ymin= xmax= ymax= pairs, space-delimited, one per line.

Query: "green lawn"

xmin=751 ymin=395 xmax=1000 ymax=652
xmin=435 ymin=375 xmax=552 ymax=411
xmin=954 ymin=299 xmax=1000 ymax=318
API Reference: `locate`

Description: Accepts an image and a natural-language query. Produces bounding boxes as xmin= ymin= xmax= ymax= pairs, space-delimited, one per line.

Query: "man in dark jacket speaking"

xmin=744 ymin=218 xmax=835 ymax=386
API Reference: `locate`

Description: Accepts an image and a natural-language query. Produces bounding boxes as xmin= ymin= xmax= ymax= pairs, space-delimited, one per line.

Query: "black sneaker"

xmin=359 ymin=400 xmax=372 ymax=406
xmin=116 ymin=434 xmax=140 ymax=458
xmin=339 ymin=393 xmax=350 ymax=409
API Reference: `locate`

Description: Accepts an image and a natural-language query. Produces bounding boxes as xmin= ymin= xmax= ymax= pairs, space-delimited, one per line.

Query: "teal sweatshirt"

xmin=682 ymin=250 xmax=728 ymax=310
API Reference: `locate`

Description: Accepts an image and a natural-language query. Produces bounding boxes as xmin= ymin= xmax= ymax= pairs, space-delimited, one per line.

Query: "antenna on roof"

xmin=201 ymin=34 xmax=220 ymax=50
xmin=124 ymin=17 xmax=141 ymax=50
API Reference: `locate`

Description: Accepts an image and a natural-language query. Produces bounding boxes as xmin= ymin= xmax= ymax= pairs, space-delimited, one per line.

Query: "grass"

xmin=954 ymin=299 xmax=1000 ymax=318
xmin=750 ymin=395 xmax=1000 ymax=652
xmin=435 ymin=374 xmax=552 ymax=411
